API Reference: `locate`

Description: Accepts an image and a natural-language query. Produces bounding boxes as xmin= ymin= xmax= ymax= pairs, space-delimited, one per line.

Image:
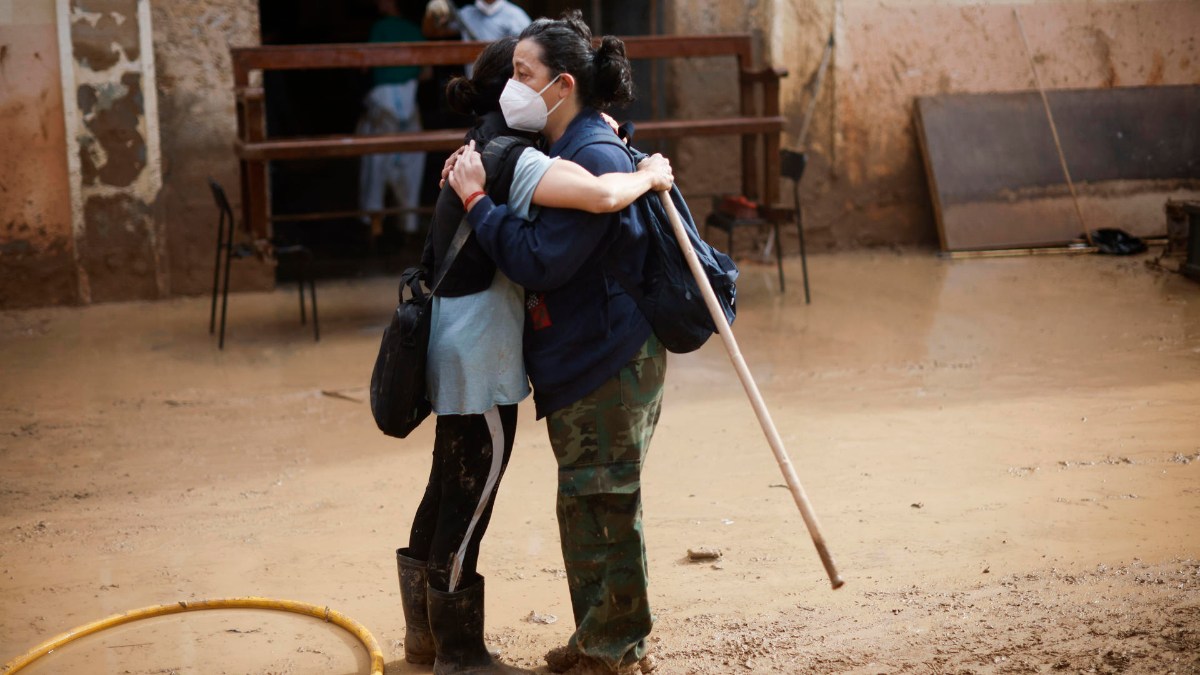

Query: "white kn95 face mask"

xmin=499 ymin=74 xmax=563 ymax=132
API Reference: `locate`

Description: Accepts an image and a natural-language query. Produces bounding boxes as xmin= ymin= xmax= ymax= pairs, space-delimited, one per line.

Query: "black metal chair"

xmin=703 ymin=149 xmax=812 ymax=301
xmin=208 ymin=178 xmax=318 ymax=349
xmin=780 ymin=148 xmax=812 ymax=304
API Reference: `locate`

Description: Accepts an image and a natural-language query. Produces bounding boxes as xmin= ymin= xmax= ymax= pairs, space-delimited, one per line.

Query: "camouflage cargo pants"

xmin=547 ymin=334 xmax=666 ymax=671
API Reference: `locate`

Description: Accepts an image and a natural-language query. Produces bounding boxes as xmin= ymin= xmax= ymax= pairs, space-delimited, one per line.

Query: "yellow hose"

xmin=1 ymin=597 xmax=385 ymax=675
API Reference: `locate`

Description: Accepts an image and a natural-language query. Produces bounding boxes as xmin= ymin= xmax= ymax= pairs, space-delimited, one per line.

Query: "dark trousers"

xmin=408 ymin=404 xmax=518 ymax=592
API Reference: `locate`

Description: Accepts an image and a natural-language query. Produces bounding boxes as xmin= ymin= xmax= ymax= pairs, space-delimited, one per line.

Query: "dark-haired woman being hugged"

xmin=397 ymin=35 xmax=673 ymax=675
xmin=447 ymin=11 xmax=665 ymax=675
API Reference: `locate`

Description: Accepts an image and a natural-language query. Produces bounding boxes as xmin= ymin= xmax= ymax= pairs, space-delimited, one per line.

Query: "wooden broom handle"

xmin=656 ymin=190 xmax=844 ymax=589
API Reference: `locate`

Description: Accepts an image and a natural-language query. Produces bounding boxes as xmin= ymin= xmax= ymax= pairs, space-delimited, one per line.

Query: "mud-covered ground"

xmin=2 ymin=252 xmax=1197 ymax=674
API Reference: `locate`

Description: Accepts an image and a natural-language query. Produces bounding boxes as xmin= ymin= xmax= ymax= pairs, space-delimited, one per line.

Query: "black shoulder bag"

xmin=369 ymin=219 xmax=472 ymax=438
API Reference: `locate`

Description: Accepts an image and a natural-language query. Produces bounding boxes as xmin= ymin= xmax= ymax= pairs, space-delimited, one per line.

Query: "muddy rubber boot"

xmin=396 ymin=548 xmax=436 ymax=665
xmin=428 ymin=574 xmax=527 ymax=674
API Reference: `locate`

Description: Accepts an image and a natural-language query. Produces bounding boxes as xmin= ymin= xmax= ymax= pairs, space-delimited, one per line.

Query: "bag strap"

xmin=560 ymin=130 xmax=650 ymax=302
xmin=402 ymin=216 xmax=472 ymax=304
xmin=555 ymin=120 xmax=659 ymax=303
xmin=429 ymin=217 xmax=473 ymax=296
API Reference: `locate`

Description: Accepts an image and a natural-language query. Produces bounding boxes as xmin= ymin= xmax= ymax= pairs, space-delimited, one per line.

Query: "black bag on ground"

xmin=1090 ymin=228 xmax=1147 ymax=256
xmin=557 ymin=126 xmax=739 ymax=354
xmin=370 ymin=220 xmax=472 ymax=439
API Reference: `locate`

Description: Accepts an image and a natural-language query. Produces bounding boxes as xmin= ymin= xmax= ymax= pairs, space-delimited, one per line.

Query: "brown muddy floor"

xmin=1 ymin=252 xmax=1198 ymax=674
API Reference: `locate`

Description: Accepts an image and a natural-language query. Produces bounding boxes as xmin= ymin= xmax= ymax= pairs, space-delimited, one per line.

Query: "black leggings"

xmin=407 ymin=404 xmax=517 ymax=592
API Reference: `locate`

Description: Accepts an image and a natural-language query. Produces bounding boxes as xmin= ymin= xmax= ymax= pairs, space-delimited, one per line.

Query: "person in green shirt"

xmin=359 ymin=0 xmax=426 ymax=234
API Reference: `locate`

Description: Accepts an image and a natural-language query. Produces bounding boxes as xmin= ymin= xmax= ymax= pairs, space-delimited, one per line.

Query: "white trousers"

xmin=358 ymin=81 xmax=426 ymax=233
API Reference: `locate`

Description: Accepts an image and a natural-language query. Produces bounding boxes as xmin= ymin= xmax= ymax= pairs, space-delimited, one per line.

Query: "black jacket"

xmin=420 ymin=111 xmax=538 ymax=297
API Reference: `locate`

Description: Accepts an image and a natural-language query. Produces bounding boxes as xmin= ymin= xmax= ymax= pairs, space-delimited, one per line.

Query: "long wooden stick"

xmin=942 ymin=244 xmax=1096 ymax=260
xmin=797 ymin=33 xmax=835 ymax=149
xmin=657 ymin=191 xmax=844 ymax=590
xmin=1013 ymin=8 xmax=1092 ymax=246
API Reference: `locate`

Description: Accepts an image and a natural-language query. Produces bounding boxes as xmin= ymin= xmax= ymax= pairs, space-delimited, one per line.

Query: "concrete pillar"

xmin=56 ymin=0 xmax=165 ymax=303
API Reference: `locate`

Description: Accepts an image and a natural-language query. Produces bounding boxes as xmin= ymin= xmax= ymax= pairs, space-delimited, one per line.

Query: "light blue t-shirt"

xmin=425 ymin=147 xmax=556 ymax=415
xmin=455 ymin=0 xmax=531 ymax=41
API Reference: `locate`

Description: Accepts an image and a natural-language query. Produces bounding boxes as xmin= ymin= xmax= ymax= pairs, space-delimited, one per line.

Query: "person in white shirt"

xmin=423 ymin=0 xmax=532 ymax=42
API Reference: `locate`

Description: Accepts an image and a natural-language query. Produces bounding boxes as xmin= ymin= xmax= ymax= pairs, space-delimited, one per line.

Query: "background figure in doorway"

xmin=423 ymin=0 xmax=532 ymax=42
xmin=359 ymin=0 xmax=426 ymax=235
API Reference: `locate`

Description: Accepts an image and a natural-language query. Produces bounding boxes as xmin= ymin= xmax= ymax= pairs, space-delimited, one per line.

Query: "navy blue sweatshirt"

xmin=468 ymin=110 xmax=653 ymax=419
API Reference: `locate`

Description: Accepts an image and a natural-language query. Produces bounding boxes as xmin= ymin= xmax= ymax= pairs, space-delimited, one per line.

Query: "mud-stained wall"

xmin=0 ymin=1 xmax=77 ymax=308
xmin=64 ymin=0 xmax=166 ymax=302
xmin=151 ymin=0 xmax=269 ymax=296
xmin=834 ymin=0 xmax=1200 ymax=247
xmin=669 ymin=0 xmax=1200 ymax=251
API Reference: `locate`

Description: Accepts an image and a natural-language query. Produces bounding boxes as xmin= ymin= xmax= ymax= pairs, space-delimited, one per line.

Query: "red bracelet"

xmin=463 ymin=190 xmax=486 ymax=210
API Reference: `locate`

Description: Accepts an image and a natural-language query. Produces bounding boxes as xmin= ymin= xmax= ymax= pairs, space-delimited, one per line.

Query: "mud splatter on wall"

xmin=0 ymin=0 xmax=77 ymax=308
xmin=64 ymin=0 xmax=166 ymax=303
xmin=668 ymin=0 xmax=1200 ymax=252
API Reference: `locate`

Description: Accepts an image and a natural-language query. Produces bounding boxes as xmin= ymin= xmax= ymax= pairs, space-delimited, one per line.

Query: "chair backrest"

xmin=780 ymin=149 xmax=808 ymax=182
xmin=208 ymin=178 xmax=235 ymax=221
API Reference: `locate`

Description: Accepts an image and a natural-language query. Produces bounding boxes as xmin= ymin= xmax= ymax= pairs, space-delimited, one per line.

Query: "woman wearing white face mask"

xmin=396 ymin=36 xmax=672 ymax=675
xmin=447 ymin=11 xmax=667 ymax=675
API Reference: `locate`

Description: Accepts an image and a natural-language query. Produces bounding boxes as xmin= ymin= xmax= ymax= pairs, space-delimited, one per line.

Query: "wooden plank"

xmin=230 ymin=35 xmax=754 ymax=73
xmin=243 ymin=81 xmax=270 ymax=238
xmin=916 ymin=85 xmax=1200 ymax=251
xmin=270 ymin=206 xmax=434 ymax=223
xmin=913 ymin=101 xmax=949 ymax=251
xmin=761 ymin=73 xmax=782 ymax=206
xmin=232 ymin=41 xmax=487 ymax=71
xmin=637 ymin=116 xmax=785 ymax=138
xmin=236 ymin=117 xmax=787 ymax=161
xmin=740 ymin=76 xmax=759 ymax=201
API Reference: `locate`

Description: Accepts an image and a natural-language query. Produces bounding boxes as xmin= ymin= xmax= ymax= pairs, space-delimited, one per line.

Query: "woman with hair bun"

xmin=446 ymin=10 xmax=666 ymax=675
xmin=395 ymin=35 xmax=672 ymax=675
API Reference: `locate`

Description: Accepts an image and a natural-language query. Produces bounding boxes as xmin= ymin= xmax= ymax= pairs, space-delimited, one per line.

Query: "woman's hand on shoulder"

xmin=637 ymin=153 xmax=674 ymax=192
xmin=600 ymin=112 xmax=620 ymax=135
xmin=440 ymin=144 xmax=467 ymax=188
xmin=448 ymin=140 xmax=488 ymax=209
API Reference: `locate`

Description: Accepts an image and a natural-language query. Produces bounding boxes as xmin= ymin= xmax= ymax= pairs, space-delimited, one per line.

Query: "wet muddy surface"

xmin=1 ymin=252 xmax=1197 ymax=673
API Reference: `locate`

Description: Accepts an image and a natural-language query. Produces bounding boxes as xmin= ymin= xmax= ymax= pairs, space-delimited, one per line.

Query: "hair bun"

xmin=592 ymin=35 xmax=634 ymax=110
xmin=594 ymin=35 xmax=626 ymax=65
xmin=445 ymin=75 xmax=478 ymax=116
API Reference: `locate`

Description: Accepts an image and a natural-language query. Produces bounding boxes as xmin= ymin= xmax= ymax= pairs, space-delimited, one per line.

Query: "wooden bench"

xmin=232 ymin=35 xmax=787 ymax=238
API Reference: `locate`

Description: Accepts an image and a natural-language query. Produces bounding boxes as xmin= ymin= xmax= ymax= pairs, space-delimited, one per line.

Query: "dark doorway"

xmin=259 ymin=0 xmax=425 ymax=279
xmin=258 ymin=0 xmax=660 ymax=281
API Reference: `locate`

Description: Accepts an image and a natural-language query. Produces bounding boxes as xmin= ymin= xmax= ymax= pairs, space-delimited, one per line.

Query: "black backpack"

xmin=557 ymin=127 xmax=739 ymax=354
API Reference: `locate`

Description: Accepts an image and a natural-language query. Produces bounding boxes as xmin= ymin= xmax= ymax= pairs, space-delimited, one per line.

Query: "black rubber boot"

xmin=428 ymin=574 xmax=526 ymax=674
xmin=396 ymin=548 xmax=436 ymax=665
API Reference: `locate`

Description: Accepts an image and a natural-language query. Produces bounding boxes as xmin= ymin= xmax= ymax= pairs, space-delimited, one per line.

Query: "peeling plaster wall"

xmin=63 ymin=0 xmax=166 ymax=302
xmin=0 ymin=0 xmax=77 ymax=308
xmin=669 ymin=0 xmax=1200 ymax=250
xmin=151 ymin=0 xmax=268 ymax=296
